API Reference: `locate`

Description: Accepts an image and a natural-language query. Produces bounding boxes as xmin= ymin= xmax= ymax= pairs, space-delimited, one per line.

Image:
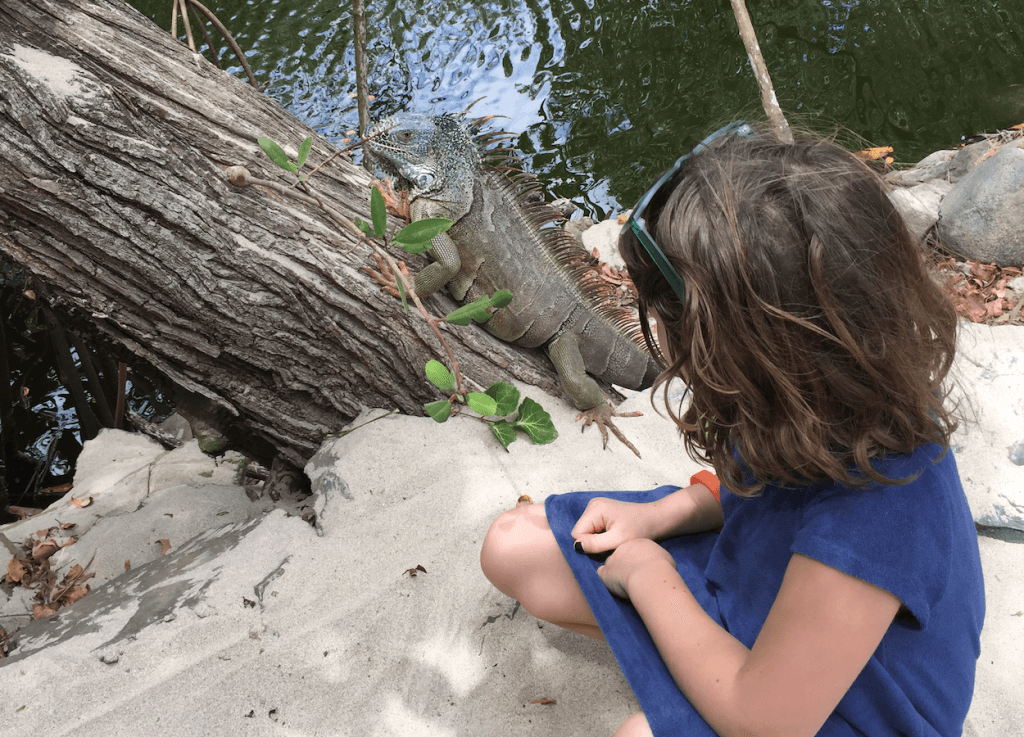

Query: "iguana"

xmin=363 ymin=111 xmax=660 ymax=454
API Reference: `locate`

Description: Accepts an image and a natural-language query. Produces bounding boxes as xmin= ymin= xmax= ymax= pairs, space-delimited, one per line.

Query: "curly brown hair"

xmin=619 ymin=129 xmax=959 ymax=495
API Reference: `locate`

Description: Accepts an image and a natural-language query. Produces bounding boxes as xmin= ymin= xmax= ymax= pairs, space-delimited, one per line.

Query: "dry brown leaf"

xmin=6 ymin=557 xmax=27 ymax=585
xmin=853 ymin=145 xmax=894 ymax=160
xmin=59 ymin=522 xmax=76 ymax=530
xmin=61 ymin=536 xmax=77 ymax=549
xmin=36 ymin=529 xmax=50 ymax=539
xmin=530 ymin=698 xmax=557 ymax=705
xmin=32 ymin=603 xmax=59 ymax=620
xmin=71 ymin=496 xmax=93 ymax=508
xmin=125 ymin=560 xmax=131 ymax=571
xmin=516 ymin=494 xmax=533 ymax=507
xmin=31 ymin=540 xmax=59 ymax=561
xmin=157 ymin=539 xmax=171 ymax=555
xmin=59 ymin=585 xmax=90 ymax=606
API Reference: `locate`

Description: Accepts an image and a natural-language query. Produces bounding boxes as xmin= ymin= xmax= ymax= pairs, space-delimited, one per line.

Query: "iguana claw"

xmin=372 ymin=177 xmax=411 ymax=221
xmin=364 ymin=252 xmax=413 ymax=299
xmin=576 ymin=402 xmax=644 ymax=458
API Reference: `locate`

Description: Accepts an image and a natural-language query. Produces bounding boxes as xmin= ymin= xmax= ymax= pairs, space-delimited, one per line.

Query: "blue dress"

xmin=544 ymin=444 xmax=985 ymax=737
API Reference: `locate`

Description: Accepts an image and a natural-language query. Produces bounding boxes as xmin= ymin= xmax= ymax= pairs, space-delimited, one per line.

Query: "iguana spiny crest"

xmin=364 ymin=110 xmax=660 ymax=455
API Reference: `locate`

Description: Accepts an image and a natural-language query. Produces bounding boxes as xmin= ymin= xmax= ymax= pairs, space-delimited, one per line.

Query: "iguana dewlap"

xmin=364 ymin=112 xmax=660 ymax=449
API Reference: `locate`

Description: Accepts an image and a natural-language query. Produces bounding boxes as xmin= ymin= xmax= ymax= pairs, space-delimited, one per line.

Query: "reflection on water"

xmin=129 ymin=0 xmax=1023 ymax=216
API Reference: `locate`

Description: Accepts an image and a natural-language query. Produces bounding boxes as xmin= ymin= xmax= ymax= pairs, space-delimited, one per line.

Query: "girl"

xmin=480 ymin=125 xmax=985 ymax=737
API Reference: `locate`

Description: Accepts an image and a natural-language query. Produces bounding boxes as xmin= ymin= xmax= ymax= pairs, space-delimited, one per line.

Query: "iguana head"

xmin=363 ymin=112 xmax=480 ymax=197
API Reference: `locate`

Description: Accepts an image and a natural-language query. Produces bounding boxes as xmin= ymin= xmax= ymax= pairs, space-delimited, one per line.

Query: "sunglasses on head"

xmin=623 ymin=121 xmax=755 ymax=302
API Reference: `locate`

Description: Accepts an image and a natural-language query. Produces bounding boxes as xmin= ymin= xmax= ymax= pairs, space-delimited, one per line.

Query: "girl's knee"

xmin=614 ymin=712 xmax=653 ymax=737
xmin=480 ymin=504 xmax=551 ymax=595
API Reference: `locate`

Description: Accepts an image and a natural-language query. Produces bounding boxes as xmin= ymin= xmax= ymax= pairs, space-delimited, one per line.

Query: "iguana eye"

xmin=397 ymin=130 xmax=414 ymax=142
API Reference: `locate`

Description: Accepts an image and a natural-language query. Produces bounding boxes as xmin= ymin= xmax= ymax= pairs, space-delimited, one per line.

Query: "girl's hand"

xmin=570 ymin=497 xmax=662 ymax=555
xmin=596 ymin=538 xmax=677 ymax=600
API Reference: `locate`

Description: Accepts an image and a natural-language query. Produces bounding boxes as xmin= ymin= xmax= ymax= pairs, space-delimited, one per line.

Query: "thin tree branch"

xmin=729 ymin=0 xmax=793 ymax=143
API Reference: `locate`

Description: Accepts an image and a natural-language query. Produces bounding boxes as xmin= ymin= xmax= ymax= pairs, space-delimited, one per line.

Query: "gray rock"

xmin=156 ymin=412 xmax=194 ymax=442
xmin=549 ymin=197 xmax=578 ymax=218
xmin=888 ymin=180 xmax=953 ymax=243
xmin=937 ymin=141 xmax=1024 ymax=267
xmin=563 ymin=215 xmax=595 ymax=245
xmin=581 ymin=215 xmax=627 ymax=269
xmin=948 ymin=139 xmax=999 ymax=182
xmin=1010 ymin=440 xmax=1024 ymax=466
xmin=885 ymin=149 xmax=956 ymax=186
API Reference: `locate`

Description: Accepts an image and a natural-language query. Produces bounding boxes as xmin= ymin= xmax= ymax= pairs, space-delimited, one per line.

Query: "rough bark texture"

xmin=0 ymin=0 xmax=560 ymax=469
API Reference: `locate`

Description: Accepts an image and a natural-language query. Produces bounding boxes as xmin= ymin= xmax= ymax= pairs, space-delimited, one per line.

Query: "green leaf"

xmin=488 ymin=290 xmax=514 ymax=309
xmin=296 ymin=136 xmax=313 ymax=168
xmin=490 ymin=420 xmax=517 ymax=450
xmin=370 ymin=185 xmax=386 ymax=237
xmin=397 ymin=240 xmax=432 ymax=255
xmin=424 ymin=400 xmax=452 ymax=423
xmin=424 ymin=360 xmax=455 ymax=392
xmin=513 ymin=397 xmax=558 ymax=444
xmin=257 ymin=137 xmax=293 ymax=172
xmin=485 ymin=382 xmax=520 ymax=416
xmin=445 ymin=296 xmax=492 ymax=326
xmin=466 ymin=392 xmax=498 ymax=416
xmin=354 ymin=217 xmax=373 ymax=237
xmin=394 ymin=218 xmax=453 ymax=248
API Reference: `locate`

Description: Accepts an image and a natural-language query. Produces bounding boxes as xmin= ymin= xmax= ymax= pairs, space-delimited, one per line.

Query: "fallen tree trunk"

xmin=0 ymin=0 xmax=560 ymax=469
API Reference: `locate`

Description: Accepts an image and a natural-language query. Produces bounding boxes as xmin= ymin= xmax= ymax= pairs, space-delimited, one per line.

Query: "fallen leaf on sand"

xmin=125 ymin=560 xmax=131 ymax=571
xmin=60 ymin=585 xmax=90 ymax=605
xmin=157 ymin=539 xmax=171 ymax=555
xmin=71 ymin=497 xmax=93 ymax=508
xmin=32 ymin=603 xmax=59 ymax=619
xmin=31 ymin=540 xmax=59 ymax=561
xmin=530 ymin=698 xmax=557 ymax=705
xmin=6 ymin=557 xmax=27 ymax=585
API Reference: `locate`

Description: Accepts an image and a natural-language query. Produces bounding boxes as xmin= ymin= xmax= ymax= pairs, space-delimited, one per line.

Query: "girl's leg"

xmin=480 ymin=502 xmax=604 ymax=639
xmin=614 ymin=712 xmax=653 ymax=737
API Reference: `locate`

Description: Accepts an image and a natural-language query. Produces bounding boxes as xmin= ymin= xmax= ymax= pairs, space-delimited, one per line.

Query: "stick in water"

xmin=729 ymin=0 xmax=794 ymax=144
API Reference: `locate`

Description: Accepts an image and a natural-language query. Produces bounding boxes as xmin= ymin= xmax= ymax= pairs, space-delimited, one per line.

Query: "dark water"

xmin=5 ymin=0 xmax=1024 ymax=495
xmin=128 ymin=0 xmax=1024 ymax=218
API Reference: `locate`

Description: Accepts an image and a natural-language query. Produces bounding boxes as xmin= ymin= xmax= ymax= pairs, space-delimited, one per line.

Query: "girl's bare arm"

xmin=600 ymin=543 xmax=901 ymax=737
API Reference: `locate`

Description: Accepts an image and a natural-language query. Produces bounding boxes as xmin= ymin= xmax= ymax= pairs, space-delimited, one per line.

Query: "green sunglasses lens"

xmin=624 ymin=121 xmax=755 ymax=302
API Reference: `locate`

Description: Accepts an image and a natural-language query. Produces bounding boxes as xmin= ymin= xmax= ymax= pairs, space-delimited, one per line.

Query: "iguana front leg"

xmin=410 ymin=228 xmax=460 ymax=297
xmin=547 ymin=332 xmax=643 ymax=457
xmin=365 ymin=199 xmax=462 ymax=299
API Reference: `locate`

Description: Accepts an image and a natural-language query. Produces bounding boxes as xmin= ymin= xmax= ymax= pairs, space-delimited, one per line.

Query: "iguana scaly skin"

xmin=364 ymin=112 xmax=660 ymax=450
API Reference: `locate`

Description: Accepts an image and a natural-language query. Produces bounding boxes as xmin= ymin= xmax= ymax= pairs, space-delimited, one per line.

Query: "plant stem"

xmin=371 ymin=246 xmax=467 ymax=397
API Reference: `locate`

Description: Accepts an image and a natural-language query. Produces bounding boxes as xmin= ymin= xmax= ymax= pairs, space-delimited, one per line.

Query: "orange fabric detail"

xmin=689 ymin=469 xmax=720 ymax=503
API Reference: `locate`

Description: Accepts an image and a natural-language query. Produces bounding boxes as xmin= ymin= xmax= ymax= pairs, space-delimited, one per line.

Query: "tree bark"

xmin=0 ymin=0 xmax=560 ymax=469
